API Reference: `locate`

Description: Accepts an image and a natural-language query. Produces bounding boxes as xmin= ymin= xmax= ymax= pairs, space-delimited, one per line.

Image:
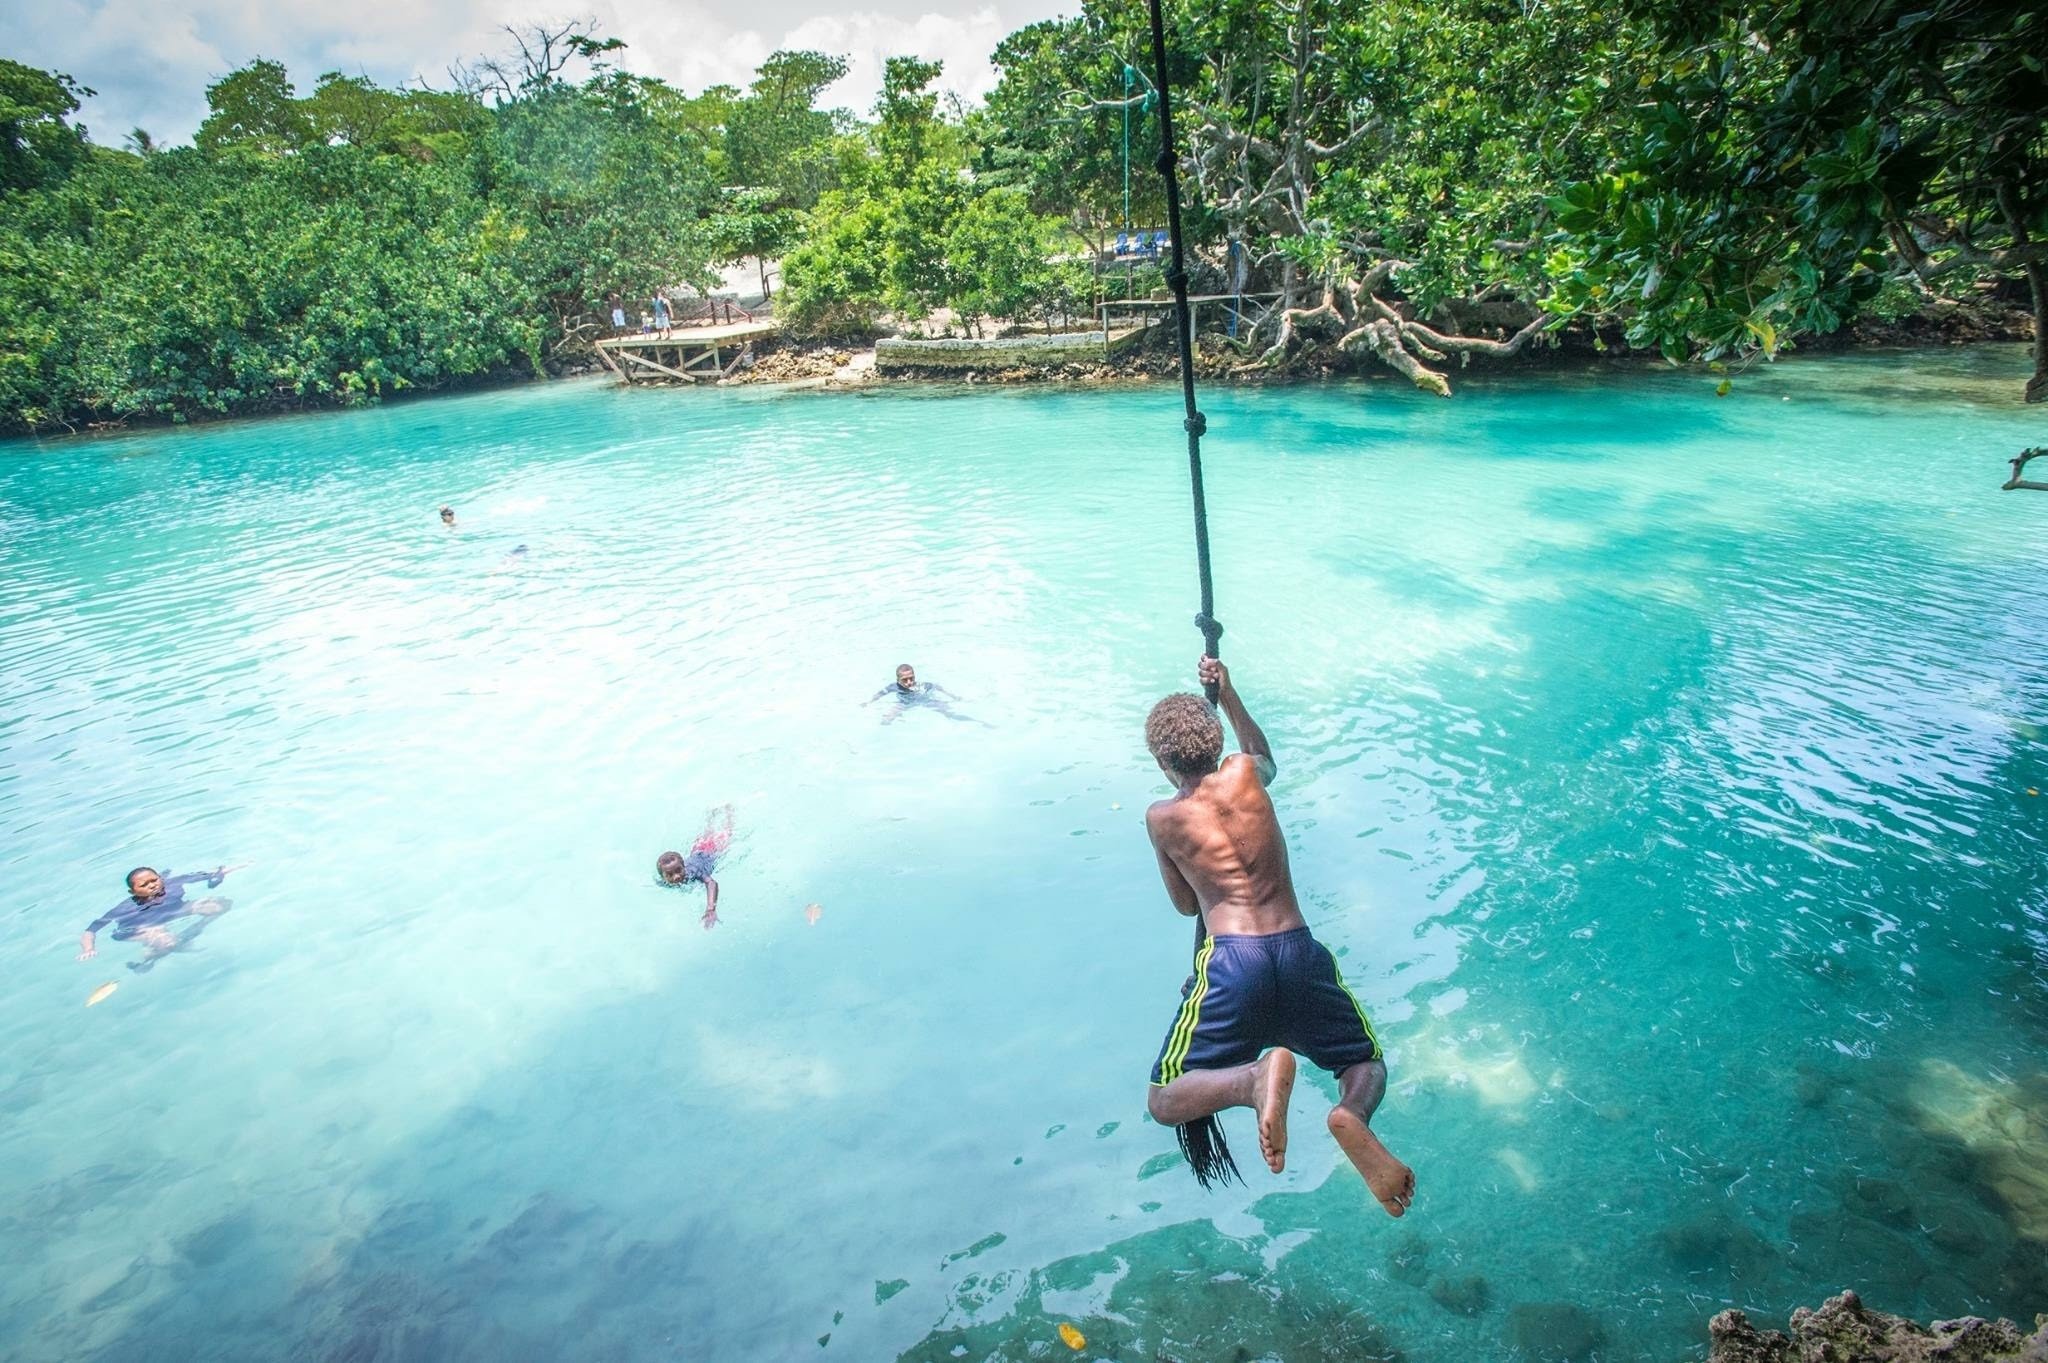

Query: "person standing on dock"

xmin=652 ymin=292 xmax=672 ymax=339
xmin=608 ymin=293 xmax=626 ymax=333
xmin=1141 ymin=656 xmax=1414 ymax=1215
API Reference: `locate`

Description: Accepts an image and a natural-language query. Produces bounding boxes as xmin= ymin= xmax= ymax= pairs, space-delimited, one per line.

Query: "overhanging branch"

xmin=2003 ymin=447 xmax=2048 ymax=492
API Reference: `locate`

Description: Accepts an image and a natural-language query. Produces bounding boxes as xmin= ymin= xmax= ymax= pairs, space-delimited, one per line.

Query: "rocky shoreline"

xmin=1705 ymin=1292 xmax=2047 ymax=1363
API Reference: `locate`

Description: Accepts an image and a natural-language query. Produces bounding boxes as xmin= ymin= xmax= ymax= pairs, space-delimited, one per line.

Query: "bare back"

xmin=1147 ymin=754 xmax=1307 ymax=937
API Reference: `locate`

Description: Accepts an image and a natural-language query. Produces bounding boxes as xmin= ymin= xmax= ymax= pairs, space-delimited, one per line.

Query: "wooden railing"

xmin=676 ymin=296 xmax=755 ymax=326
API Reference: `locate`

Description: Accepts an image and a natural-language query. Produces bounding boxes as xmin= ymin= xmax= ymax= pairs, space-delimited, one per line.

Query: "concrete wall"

xmin=874 ymin=332 xmax=1115 ymax=371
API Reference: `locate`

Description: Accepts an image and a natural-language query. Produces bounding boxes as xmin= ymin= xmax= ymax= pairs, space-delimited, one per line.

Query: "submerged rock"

xmin=1657 ymin=1210 xmax=1778 ymax=1279
xmin=1427 ymin=1273 xmax=1489 ymax=1316
xmin=1386 ymin=1235 xmax=1432 ymax=1287
xmin=1508 ymin=1301 xmax=1604 ymax=1361
xmin=1705 ymin=1290 xmax=2048 ymax=1362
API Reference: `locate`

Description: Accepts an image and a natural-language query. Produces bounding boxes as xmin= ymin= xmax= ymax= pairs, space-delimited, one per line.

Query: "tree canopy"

xmin=0 ymin=35 xmax=741 ymax=430
xmin=1 ymin=0 xmax=2042 ymax=433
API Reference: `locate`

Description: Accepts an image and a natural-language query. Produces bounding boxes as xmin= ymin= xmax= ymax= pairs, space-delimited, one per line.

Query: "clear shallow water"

xmin=1 ymin=348 xmax=2044 ymax=1363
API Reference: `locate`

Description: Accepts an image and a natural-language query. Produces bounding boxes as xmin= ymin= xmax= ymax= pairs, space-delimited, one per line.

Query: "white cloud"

xmin=783 ymin=8 xmax=1016 ymax=112
xmin=6 ymin=0 xmax=1071 ymax=147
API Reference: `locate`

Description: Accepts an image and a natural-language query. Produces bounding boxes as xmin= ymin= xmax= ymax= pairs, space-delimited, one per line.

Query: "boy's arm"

xmin=79 ymin=902 xmax=122 ymax=958
xmin=700 ymin=875 xmax=720 ymax=929
xmin=1146 ymin=810 xmax=1201 ymax=918
xmin=166 ymin=868 xmax=227 ymax=889
xmin=1200 ymin=657 xmax=1276 ymax=786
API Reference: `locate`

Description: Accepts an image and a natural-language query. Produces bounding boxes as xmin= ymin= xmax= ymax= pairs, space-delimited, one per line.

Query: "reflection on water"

xmin=0 ymin=345 xmax=2043 ymax=1362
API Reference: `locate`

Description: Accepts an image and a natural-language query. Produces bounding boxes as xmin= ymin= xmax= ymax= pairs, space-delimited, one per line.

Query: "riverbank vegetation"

xmin=1 ymin=0 xmax=2041 ymax=432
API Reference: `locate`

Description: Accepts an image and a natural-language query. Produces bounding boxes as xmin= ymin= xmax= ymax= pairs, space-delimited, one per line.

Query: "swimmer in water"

xmin=866 ymin=663 xmax=989 ymax=726
xmin=79 ymin=865 xmax=239 ymax=963
xmin=440 ymin=506 xmax=456 ymax=527
xmin=657 ymin=805 xmax=735 ymax=929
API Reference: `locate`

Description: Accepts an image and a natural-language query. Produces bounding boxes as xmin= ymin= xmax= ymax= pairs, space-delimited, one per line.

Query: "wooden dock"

xmin=595 ymin=319 xmax=780 ymax=385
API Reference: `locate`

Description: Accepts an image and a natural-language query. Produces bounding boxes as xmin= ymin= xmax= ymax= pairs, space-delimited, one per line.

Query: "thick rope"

xmin=1145 ymin=0 xmax=1240 ymax=1191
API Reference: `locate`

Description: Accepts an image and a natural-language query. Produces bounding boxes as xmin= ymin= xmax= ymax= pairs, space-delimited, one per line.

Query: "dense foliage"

xmin=777 ymin=56 xmax=1087 ymax=337
xmin=0 ymin=36 xmax=743 ymax=429
xmin=1550 ymin=0 xmax=2045 ymax=399
xmin=956 ymin=0 xmax=2041 ymax=399
xmin=2 ymin=0 xmax=2042 ymax=430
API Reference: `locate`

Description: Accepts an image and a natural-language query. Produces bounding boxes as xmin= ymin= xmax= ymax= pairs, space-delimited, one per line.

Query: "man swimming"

xmin=866 ymin=664 xmax=987 ymax=726
xmin=657 ymin=805 xmax=734 ymax=929
xmin=1143 ymin=657 xmax=1414 ymax=1215
xmin=79 ymin=865 xmax=237 ymax=962
xmin=439 ymin=506 xmax=456 ymax=527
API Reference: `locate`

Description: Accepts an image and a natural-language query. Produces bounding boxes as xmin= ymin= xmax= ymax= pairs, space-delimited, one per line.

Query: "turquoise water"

xmin=2 ymin=348 xmax=2044 ymax=1362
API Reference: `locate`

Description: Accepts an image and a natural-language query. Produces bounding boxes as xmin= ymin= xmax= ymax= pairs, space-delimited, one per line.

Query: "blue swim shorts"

xmin=1151 ymin=926 xmax=1381 ymax=1084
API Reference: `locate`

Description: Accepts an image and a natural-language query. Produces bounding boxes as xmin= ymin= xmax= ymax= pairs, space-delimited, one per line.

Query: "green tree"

xmin=714 ymin=188 xmax=800 ymax=297
xmin=945 ymin=188 xmax=1058 ymax=333
xmin=725 ymin=50 xmax=848 ymax=210
xmin=0 ymin=54 xmax=736 ymax=431
xmin=196 ymin=59 xmax=315 ymax=156
xmin=779 ymin=189 xmax=894 ymax=334
xmin=973 ymin=19 xmax=1159 ymax=253
xmin=303 ymin=73 xmax=406 ymax=149
xmin=1551 ymin=0 xmax=2048 ymax=403
xmin=874 ymin=56 xmax=946 ymax=179
xmin=0 ymin=59 xmax=91 ymax=191
xmin=486 ymin=76 xmax=721 ymax=330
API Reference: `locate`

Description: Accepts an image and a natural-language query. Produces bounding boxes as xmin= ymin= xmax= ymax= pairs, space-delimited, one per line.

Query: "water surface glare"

xmin=2 ymin=348 xmax=2045 ymax=1362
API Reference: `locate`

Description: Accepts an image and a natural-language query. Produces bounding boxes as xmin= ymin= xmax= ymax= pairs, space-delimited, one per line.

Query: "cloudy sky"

xmin=8 ymin=0 xmax=1077 ymax=147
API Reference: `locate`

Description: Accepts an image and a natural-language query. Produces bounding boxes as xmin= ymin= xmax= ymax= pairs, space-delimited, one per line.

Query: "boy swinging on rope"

xmin=1143 ymin=657 xmax=1415 ymax=1214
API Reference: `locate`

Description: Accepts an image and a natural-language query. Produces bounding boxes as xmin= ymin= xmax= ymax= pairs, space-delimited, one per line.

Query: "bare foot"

xmin=1328 ymin=1107 xmax=1415 ymax=1217
xmin=1254 ymin=1048 xmax=1296 ymax=1174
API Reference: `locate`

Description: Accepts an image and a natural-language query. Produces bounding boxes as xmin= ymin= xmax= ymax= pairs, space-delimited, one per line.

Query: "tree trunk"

xmin=1994 ymin=179 xmax=2046 ymax=403
xmin=2021 ymin=263 xmax=2046 ymax=404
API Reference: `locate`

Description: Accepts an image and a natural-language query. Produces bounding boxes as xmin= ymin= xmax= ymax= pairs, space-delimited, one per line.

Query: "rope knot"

xmin=1165 ymin=269 xmax=1188 ymax=292
xmin=1184 ymin=412 xmax=1207 ymax=436
xmin=1153 ymin=149 xmax=1175 ymax=175
xmin=1194 ymin=612 xmax=1224 ymax=643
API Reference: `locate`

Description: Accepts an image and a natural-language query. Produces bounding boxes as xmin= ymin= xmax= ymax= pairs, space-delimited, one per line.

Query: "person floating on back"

xmin=79 ymin=865 xmax=239 ymax=967
xmin=1142 ymin=657 xmax=1414 ymax=1214
xmin=866 ymin=663 xmax=988 ymax=727
xmin=657 ymin=805 xmax=735 ymax=929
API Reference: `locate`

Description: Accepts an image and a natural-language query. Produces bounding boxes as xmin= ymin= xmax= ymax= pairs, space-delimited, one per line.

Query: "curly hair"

xmin=1146 ymin=693 xmax=1223 ymax=778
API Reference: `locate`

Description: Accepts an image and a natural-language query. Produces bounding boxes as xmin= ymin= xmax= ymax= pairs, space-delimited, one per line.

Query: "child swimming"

xmin=657 ymin=805 xmax=735 ymax=929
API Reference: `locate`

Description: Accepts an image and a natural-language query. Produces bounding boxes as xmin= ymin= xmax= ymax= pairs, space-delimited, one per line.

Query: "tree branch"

xmin=2004 ymin=447 xmax=2048 ymax=492
xmin=1400 ymin=314 xmax=1548 ymax=358
xmin=1338 ymin=318 xmax=1452 ymax=396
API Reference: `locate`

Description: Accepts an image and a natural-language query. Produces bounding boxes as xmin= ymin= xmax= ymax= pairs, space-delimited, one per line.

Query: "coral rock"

xmin=1704 ymin=1291 xmax=2048 ymax=1363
